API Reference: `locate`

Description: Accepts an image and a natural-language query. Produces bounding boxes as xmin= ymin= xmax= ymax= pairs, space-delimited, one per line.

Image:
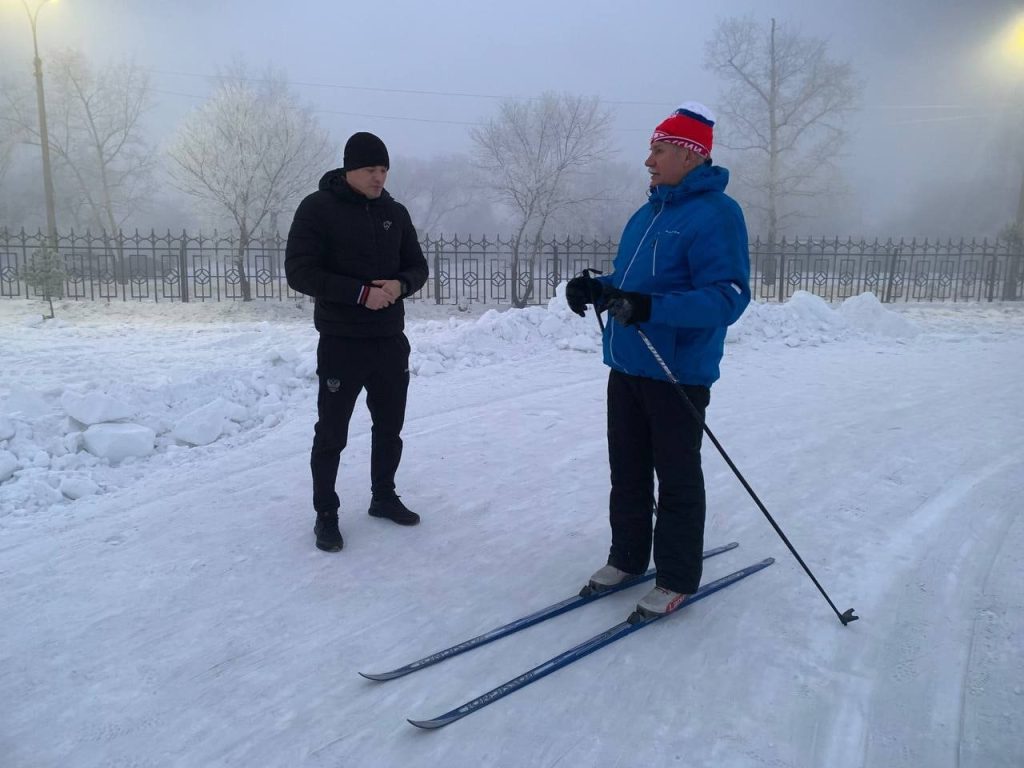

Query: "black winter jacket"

xmin=285 ymin=169 xmax=429 ymax=337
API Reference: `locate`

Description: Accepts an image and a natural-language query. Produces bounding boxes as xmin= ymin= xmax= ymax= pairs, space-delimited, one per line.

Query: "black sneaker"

xmin=314 ymin=510 xmax=343 ymax=552
xmin=367 ymin=494 xmax=420 ymax=526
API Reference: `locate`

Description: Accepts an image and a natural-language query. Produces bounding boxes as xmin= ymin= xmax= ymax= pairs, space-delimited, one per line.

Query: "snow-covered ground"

xmin=1 ymin=290 xmax=1022 ymax=767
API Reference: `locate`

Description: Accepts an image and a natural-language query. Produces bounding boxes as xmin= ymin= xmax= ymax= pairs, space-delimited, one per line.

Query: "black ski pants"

xmin=606 ymin=369 xmax=710 ymax=594
xmin=310 ymin=333 xmax=410 ymax=513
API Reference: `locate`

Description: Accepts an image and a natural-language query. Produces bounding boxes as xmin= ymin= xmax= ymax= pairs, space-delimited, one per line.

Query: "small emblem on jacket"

xmin=326 ymin=378 xmax=341 ymax=393
xmin=382 ymin=220 xmax=392 ymax=230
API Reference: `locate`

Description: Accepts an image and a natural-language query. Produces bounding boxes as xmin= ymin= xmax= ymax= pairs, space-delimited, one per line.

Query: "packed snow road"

xmin=1 ymin=297 xmax=1022 ymax=767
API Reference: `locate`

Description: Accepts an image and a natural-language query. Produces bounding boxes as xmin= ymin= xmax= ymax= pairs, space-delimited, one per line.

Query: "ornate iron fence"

xmin=1 ymin=227 xmax=1021 ymax=304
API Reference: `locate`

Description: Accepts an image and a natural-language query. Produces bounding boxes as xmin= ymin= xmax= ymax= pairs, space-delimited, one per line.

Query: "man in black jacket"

xmin=286 ymin=132 xmax=429 ymax=552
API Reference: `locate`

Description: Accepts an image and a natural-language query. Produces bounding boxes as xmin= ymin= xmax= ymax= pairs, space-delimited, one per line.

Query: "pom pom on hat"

xmin=651 ymin=102 xmax=715 ymax=157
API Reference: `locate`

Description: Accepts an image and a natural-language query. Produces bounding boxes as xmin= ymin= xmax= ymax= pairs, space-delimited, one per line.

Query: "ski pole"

xmin=631 ymin=326 xmax=858 ymax=626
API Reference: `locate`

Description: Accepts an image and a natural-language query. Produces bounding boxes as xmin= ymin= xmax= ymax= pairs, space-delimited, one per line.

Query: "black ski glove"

xmin=565 ymin=276 xmax=606 ymax=317
xmin=605 ymin=288 xmax=652 ymax=326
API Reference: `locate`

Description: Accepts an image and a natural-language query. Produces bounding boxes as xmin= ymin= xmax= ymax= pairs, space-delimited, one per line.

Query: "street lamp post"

xmin=21 ymin=0 xmax=59 ymax=249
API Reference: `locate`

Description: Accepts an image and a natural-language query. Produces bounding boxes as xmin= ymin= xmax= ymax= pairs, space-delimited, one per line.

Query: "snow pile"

xmin=408 ymin=287 xmax=601 ymax=376
xmin=730 ymin=290 xmax=918 ymax=346
xmin=837 ymin=292 xmax=919 ymax=337
xmin=0 ymin=324 xmax=320 ymax=522
xmin=0 ymin=288 xmax=919 ymax=521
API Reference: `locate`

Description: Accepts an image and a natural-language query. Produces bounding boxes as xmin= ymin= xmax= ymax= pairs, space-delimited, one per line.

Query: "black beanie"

xmin=343 ymin=132 xmax=389 ymax=171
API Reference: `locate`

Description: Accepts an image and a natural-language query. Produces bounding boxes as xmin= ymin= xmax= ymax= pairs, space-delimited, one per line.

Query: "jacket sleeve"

xmin=649 ymin=202 xmax=751 ymax=328
xmin=394 ymin=206 xmax=429 ymax=297
xmin=285 ymin=194 xmax=366 ymax=304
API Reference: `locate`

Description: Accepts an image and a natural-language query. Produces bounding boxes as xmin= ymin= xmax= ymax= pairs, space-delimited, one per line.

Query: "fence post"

xmin=986 ymin=251 xmax=998 ymax=302
xmin=433 ymin=242 xmax=442 ymax=305
xmin=777 ymin=238 xmax=787 ymax=303
xmin=883 ymin=245 xmax=899 ymax=304
xmin=1002 ymin=238 xmax=1021 ymax=301
xmin=552 ymin=241 xmax=560 ymax=300
xmin=179 ymin=231 xmax=190 ymax=303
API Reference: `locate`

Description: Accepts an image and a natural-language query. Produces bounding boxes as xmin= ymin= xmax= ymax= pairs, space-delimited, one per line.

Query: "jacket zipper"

xmin=366 ymin=203 xmax=378 ymax=250
xmin=610 ymin=202 xmax=664 ymax=369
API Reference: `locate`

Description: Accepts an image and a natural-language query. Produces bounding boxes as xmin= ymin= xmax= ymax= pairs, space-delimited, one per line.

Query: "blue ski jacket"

xmin=597 ymin=164 xmax=751 ymax=387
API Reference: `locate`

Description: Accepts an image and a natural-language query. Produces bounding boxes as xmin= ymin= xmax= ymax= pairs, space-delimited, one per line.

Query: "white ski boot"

xmin=635 ymin=585 xmax=690 ymax=618
xmin=585 ymin=564 xmax=634 ymax=595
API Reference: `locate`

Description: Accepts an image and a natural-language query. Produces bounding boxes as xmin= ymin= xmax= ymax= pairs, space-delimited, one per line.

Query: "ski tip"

xmin=359 ymin=671 xmax=400 ymax=682
xmin=723 ymin=541 xmax=740 ymax=550
xmin=408 ymin=717 xmax=451 ymax=730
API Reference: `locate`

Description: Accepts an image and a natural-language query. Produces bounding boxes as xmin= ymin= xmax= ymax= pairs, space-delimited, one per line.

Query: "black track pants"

xmin=310 ymin=333 xmax=410 ymax=512
xmin=606 ymin=369 xmax=710 ymax=594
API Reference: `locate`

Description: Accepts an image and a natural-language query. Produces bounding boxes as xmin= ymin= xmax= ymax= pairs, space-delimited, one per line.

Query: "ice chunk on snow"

xmin=171 ymin=398 xmax=240 ymax=446
xmin=60 ymin=476 xmax=99 ymax=499
xmin=61 ymin=390 xmax=136 ymax=425
xmin=0 ymin=450 xmax=18 ymax=483
xmin=83 ymin=423 xmax=155 ymax=462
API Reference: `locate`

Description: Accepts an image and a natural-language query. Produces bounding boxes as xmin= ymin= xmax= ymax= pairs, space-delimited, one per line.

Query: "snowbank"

xmin=0 ymin=289 xmax=937 ymax=521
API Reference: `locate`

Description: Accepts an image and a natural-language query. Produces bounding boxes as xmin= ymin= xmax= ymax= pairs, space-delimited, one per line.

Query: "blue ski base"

xmin=408 ymin=556 xmax=774 ymax=730
xmin=360 ymin=542 xmax=738 ymax=682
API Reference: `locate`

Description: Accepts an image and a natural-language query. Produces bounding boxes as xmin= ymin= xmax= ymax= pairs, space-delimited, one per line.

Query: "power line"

xmin=314 ymin=108 xmax=480 ymax=127
xmin=149 ymin=86 xmax=652 ymax=131
xmin=146 ymin=67 xmax=673 ymax=108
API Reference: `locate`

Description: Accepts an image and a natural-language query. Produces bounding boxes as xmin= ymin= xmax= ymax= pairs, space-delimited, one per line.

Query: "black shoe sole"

xmin=367 ymin=510 xmax=420 ymax=526
xmin=314 ymin=525 xmax=343 ymax=552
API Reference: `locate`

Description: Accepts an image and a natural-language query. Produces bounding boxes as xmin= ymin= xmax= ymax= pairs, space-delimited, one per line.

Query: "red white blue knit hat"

xmin=650 ymin=101 xmax=715 ymax=157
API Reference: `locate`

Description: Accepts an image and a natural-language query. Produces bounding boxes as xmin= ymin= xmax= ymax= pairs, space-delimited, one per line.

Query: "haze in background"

xmin=1 ymin=0 xmax=1021 ymax=237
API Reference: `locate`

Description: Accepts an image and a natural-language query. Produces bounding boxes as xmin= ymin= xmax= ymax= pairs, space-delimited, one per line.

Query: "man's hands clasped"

xmin=363 ymin=278 xmax=404 ymax=310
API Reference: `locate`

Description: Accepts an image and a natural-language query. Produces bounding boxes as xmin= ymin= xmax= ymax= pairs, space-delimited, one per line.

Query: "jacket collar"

xmin=648 ymin=164 xmax=729 ymax=205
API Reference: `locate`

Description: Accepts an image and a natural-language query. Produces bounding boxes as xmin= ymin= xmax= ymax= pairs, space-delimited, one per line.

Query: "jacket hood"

xmin=318 ymin=168 xmax=393 ymax=204
xmin=650 ymin=164 xmax=729 ymax=204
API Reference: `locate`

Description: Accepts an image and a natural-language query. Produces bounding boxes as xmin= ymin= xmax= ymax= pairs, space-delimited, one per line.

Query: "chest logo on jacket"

xmin=382 ymin=220 xmax=392 ymax=230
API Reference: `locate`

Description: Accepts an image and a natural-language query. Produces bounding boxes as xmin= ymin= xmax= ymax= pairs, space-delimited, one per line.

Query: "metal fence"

xmin=1 ymin=227 xmax=1022 ymax=304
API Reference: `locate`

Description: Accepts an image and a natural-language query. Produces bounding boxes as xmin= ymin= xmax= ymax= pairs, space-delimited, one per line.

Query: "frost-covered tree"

xmin=385 ymin=153 xmax=478 ymax=235
xmin=0 ymin=49 xmax=156 ymax=233
xmin=705 ymin=17 xmax=860 ymax=246
xmin=167 ymin=64 xmax=333 ymax=300
xmin=471 ymin=92 xmax=614 ymax=306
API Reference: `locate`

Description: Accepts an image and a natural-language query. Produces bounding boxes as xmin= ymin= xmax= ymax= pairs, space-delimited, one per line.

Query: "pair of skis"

xmin=359 ymin=543 xmax=773 ymax=729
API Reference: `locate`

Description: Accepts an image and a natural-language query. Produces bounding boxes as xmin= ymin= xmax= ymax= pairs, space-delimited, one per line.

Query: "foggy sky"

xmin=1 ymin=0 xmax=1022 ymax=236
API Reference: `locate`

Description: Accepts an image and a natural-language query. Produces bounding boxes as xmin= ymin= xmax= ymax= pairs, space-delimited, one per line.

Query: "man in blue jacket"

xmin=565 ymin=102 xmax=751 ymax=617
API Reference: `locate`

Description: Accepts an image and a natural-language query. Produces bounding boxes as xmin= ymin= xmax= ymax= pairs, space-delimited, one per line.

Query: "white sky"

xmin=1 ymin=0 xmax=1023 ymax=233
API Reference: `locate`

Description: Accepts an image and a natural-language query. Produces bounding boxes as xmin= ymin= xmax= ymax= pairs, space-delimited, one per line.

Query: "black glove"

xmin=605 ymin=288 xmax=652 ymax=326
xmin=565 ymin=276 xmax=606 ymax=317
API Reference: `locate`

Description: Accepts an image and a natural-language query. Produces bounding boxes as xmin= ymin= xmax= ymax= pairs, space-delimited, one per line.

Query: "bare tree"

xmin=705 ymin=16 xmax=859 ymax=256
xmin=550 ymin=159 xmax=647 ymax=239
xmin=471 ymin=92 xmax=614 ymax=306
xmin=167 ymin=64 xmax=334 ymax=300
xmin=0 ymin=50 xmax=156 ymax=233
